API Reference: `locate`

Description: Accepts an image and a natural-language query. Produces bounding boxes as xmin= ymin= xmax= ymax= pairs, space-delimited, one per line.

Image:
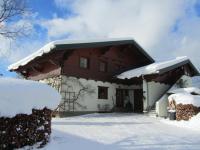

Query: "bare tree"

xmin=0 ymin=0 xmax=28 ymax=38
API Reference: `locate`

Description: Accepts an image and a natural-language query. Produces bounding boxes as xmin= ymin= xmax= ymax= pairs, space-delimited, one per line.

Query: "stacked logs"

xmin=176 ymin=104 xmax=200 ymax=121
xmin=0 ymin=107 xmax=52 ymax=149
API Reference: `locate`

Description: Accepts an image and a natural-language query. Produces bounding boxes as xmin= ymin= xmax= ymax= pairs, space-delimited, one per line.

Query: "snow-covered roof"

xmin=8 ymin=38 xmax=154 ymax=71
xmin=117 ymin=56 xmax=199 ymax=79
xmin=0 ymin=77 xmax=61 ymax=117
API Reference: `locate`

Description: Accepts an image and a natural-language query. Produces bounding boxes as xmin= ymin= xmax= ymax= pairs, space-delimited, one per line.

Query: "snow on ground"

xmin=31 ymin=113 xmax=200 ymax=150
xmin=162 ymin=113 xmax=200 ymax=131
xmin=0 ymin=77 xmax=61 ymax=117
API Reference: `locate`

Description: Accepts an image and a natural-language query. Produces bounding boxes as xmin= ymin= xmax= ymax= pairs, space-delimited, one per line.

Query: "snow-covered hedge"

xmin=0 ymin=77 xmax=61 ymax=117
xmin=0 ymin=78 xmax=61 ymax=149
xmin=0 ymin=108 xmax=52 ymax=149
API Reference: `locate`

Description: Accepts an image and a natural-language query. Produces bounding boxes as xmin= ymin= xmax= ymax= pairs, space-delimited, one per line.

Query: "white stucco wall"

xmin=172 ymin=75 xmax=192 ymax=88
xmin=147 ymin=81 xmax=170 ymax=108
xmin=142 ymin=79 xmax=170 ymax=111
xmin=60 ymin=76 xmax=141 ymax=112
xmin=156 ymin=94 xmax=169 ymax=117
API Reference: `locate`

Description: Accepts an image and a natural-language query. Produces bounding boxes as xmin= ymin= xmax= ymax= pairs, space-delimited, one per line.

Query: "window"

xmin=98 ymin=86 xmax=108 ymax=99
xmin=80 ymin=57 xmax=89 ymax=69
xmin=99 ymin=61 xmax=107 ymax=72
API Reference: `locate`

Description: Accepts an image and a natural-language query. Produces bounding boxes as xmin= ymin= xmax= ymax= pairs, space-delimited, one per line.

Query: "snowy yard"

xmin=37 ymin=113 xmax=200 ymax=150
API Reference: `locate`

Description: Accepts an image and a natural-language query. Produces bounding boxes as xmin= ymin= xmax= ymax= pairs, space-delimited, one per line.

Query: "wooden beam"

xmin=49 ymin=59 xmax=59 ymax=66
xmin=27 ymin=67 xmax=61 ymax=81
xmin=31 ymin=66 xmax=43 ymax=73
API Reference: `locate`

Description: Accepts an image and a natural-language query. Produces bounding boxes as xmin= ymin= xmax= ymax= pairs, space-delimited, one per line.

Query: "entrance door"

xmin=116 ymin=89 xmax=124 ymax=107
xmin=134 ymin=89 xmax=143 ymax=113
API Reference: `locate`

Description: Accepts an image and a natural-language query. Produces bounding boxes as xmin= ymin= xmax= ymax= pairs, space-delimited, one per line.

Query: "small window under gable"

xmin=98 ymin=86 xmax=108 ymax=99
xmin=80 ymin=57 xmax=89 ymax=69
xmin=99 ymin=61 xmax=107 ymax=72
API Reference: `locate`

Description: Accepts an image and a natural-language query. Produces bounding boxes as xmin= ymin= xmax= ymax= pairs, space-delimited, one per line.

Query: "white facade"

xmin=60 ymin=76 xmax=141 ymax=112
xmin=147 ymin=81 xmax=170 ymax=108
xmin=59 ymin=76 xmax=171 ymax=113
xmin=39 ymin=74 xmax=193 ymax=116
xmin=143 ymin=80 xmax=170 ymax=111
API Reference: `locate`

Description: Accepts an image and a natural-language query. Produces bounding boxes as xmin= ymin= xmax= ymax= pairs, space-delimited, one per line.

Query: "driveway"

xmin=42 ymin=113 xmax=200 ymax=150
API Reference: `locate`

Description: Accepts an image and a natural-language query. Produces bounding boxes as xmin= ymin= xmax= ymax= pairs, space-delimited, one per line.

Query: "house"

xmin=8 ymin=38 xmax=199 ymax=117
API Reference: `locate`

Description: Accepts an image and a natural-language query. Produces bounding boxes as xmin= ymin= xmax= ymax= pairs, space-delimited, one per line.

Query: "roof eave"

xmin=8 ymin=38 xmax=155 ymax=71
xmin=158 ymin=59 xmax=200 ymax=76
xmin=55 ymin=39 xmax=155 ymax=63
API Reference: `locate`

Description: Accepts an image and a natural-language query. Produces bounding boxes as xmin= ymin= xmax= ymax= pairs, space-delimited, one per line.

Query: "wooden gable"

xmin=17 ymin=43 xmax=153 ymax=82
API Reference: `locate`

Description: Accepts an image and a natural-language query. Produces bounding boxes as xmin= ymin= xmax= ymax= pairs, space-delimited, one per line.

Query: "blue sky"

xmin=1 ymin=0 xmax=200 ymax=77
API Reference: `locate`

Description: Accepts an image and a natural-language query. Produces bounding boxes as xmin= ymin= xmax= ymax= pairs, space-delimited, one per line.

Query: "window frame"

xmin=79 ymin=56 xmax=90 ymax=69
xmin=99 ymin=61 xmax=107 ymax=72
xmin=98 ymin=86 xmax=108 ymax=100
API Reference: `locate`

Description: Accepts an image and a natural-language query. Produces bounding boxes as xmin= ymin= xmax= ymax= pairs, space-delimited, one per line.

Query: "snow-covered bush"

xmin=0 ymin=108 xmax=52 ymax=149
xmin=0 ymin=78 xmax=61 ymax=149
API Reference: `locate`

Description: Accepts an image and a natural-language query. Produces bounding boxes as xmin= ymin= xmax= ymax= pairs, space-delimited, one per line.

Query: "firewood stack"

xmin=0 ymin=107 xmax=52 ymax=149
xmin=176 ymin=104 xmax=200 ymax=121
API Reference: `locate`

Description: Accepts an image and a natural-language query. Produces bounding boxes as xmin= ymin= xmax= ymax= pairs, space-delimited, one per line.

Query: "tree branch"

xmin=0 ymin=0 xmax=28 ymax=39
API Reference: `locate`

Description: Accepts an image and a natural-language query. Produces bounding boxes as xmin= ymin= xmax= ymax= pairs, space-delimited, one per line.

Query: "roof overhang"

xmin=117 ymin=56 xmax=200 ymax=80
xmin=158 ymin=59 xmax=200 ymax=76
xmin=8 ymin=38 xmax=155 ymax=71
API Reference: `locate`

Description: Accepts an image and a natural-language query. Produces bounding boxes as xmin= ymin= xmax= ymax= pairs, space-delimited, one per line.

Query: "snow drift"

xmin=168 ymin=88 xmax=200 ymax=107
xmin=162 ymin=112 xmax=200 ymax=131
xmin=0 ymin=77 xmax=61 ymax=117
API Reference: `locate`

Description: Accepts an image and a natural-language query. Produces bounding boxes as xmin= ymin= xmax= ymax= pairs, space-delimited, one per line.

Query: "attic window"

xmin=80 ymin=57 xmax=89 ymax=69
xmin=99 ymin=61 xmax=107 ymax=72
